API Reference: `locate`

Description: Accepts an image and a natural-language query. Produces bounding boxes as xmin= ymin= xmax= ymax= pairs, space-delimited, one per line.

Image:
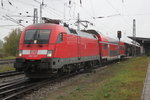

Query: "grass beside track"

xmin=0 ymin=56 xmax=16 ymax=60
xmin=45 ymin=56 xmax=150 ymax=100
xmin=0 ymin=56 xmax=16 ymax=72
xmin=0 ymin=66 xmax=15 ymax=72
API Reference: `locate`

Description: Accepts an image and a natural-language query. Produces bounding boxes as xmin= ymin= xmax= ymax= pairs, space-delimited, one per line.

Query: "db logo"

xmin=30 ymin=50 xmax=38 ymax=55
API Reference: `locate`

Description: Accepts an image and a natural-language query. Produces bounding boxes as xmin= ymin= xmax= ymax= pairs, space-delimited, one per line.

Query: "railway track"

xmin=0 ymin=69 xmax=91 ymax=100
xmin=0 ymin=59 xmax=124 ymax=100
xmin=0 ymin=59 xmax=23 ymax=78
xmin=0 ymin=57 xmax=130 ymax=100
xmin=0 ymin=71 xmax=23 ymax=78
xmin=0 ymin=74 xmax=73 ymax=100
xmin=0 ymin=78 xmax=32 ymax=100
xmin=0 ymin=59 xmax=15 ymax=65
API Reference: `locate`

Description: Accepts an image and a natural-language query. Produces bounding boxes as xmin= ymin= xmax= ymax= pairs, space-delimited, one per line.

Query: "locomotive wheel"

xmin=84 ymin=61 xmax=93 ymax=72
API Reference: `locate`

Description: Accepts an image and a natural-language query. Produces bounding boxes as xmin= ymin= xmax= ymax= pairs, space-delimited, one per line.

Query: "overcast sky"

xmin=0 ymin=0 xmax=150 ymax=43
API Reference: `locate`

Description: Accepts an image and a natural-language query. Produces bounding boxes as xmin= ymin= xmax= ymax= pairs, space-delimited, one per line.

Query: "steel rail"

xmin=0 ymin=77 xmax=27 ymax=88
xmin=0 ymin=71 xmax=83 ymax=100
xmin=0 ymin=59 xmax=15 ymax=65
xmin=0 ymin=71 xmax=23 ymax=78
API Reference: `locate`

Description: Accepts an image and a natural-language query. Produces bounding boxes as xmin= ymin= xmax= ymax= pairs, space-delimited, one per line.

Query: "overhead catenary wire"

xmin=89 ymin=0 xmax=95 ymax=17
xmin=43 ymin=7 xmax=63 ymax=18
xmin=0 ymin=0 xmax=33 ymax=23
xmin=0 ymin=0 xmax=65 ymax=27
xmin=45 ymin=4 xmax=64 ymax=14
xmin=17 ymin=0 xmax=38 ymax=7
xmin=123 ymin=13 xmax=150 ymax=16
xmin=0 ymin=27 xmax=16 ymax=40
xmin=0 ymin=1 xmax=126 ymax=27
xmin=121 ymin=0 xmax=134 ymax=24
xmin=0 ymin=5 xmax=16 ymax=14
xmin=105 ymin=0 xmax=133 ymax=32
xmin=0 ymin=25 xmax=20 ymax=27
xmin=2 ymin=15 xmax=25 ymax=27
xmin=105 ymin=0 xmax=120 ymax=14
xmin=45 ymin=7 xmax=63 ymax=17
xmin=0 ymin=1 xmax=149 ymax=36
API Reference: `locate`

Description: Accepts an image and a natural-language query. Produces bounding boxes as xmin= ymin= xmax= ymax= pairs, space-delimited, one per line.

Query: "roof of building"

xmin=128 ymin=36 xmax=150 ymax=45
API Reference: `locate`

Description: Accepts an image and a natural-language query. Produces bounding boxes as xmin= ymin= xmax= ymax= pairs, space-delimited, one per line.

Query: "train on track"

xmin=14 ymin=22 xmax=141 ymax=78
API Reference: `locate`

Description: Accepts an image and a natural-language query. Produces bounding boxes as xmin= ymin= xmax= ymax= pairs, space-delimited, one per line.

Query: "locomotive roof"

xmin=25 ymin=24 xmax=121 ymax=43
xmin=25 ymin=24 xmax=97 ymax=39
xmin=26 ymin=23 xmax=62 ymax=28
xmin=81 ymin=29 xmax=108 ymax=42
xmin=81 ymin=29 xmax=102 ymax=35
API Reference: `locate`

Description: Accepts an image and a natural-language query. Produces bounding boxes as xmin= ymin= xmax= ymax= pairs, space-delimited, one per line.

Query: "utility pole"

xmin=40 ymin=0 xmax=44 ymax=23
xmin=77 ymin=13 xmax=80 ymax=31
xmin=133 ymin=19 xmax=136 ymax=56
xmin=34 ymin=0 xmax=45 ymax=23
xmin=64 ymin=3 xmax=66 ymax=20
xmin=33 ymin=8 xmax=38 ymax=24
xmin=76 ymin=13 xmax=93 ymax=30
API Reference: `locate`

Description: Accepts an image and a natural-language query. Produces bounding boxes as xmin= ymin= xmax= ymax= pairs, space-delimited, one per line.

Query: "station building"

xmin=128 ymin=36 xmax=150 ymax=56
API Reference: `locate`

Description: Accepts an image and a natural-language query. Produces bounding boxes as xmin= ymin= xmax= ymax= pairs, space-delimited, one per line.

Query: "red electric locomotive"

xmin=14 ymin=23 xmax=125 ymax=78
xmin=14 ymin=23 xmax=101 ymax=78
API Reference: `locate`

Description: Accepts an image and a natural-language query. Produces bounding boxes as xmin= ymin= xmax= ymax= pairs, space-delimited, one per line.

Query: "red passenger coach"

xmin=119 ymin=41 xmax=125 ymax=57
xmin=101 ymin=36 xmax=125 ymax=61
xmin=83 ymin=30 xmax=125 ymax=62
xmin=14 ymin=24 xmax=101 ymax=78
xmin=107 ymin=37 xmax=120 ymax=60
xmin=98 ymin=33 xmax=109 ymax=59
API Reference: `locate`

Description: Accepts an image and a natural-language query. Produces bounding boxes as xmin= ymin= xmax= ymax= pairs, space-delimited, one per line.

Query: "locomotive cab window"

xmin=24 ymin=30 xmax=37 ymax=43
xmin=57 ymin=33 xmax=63 ymax=43
xmin=38 ymin=30 xmax=51 ymax=44
xmin=24 ymin=29 xmax=51 ymax=44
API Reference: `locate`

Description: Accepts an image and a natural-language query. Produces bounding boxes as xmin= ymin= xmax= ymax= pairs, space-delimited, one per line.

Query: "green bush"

xmin=3 ymin=28 xmax=21 ymax=56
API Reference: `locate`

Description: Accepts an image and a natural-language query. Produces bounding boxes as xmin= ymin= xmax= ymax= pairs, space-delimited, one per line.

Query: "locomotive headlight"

xmin=47 ymin=50 xmax=52 ymax=57
xmin=19 ymin=50 xmax=23 ymax=56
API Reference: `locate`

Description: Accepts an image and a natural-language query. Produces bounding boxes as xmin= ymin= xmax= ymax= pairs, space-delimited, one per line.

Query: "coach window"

xmin=93 ymin=35 xmax=98 ymax=39
xmin=119 ymin=46 xmax=122 ymax=49
xmin=57 ymin=33 xmax=63 ymax=43
xmin=120 ymin=46 xmax=121 ymax=49
xmin=103 ymin=44 xmax=108 ymax=49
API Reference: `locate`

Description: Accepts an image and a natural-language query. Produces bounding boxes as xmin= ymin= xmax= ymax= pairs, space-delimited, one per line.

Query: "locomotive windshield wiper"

xmin=36 ymin=33 xmax=41 ymax=44
xmin=37 ymin=34 xmax=44 ymax=44
xmin=28 ymin=30 xmax=38 ymax=44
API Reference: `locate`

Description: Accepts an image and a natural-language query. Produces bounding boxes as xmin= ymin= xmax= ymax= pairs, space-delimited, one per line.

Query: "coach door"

xmin=77 ymin=36 xmax=81 ymax=60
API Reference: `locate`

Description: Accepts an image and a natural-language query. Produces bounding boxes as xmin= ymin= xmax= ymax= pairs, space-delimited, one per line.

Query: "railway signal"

xmin=117 ymin=30 xmax=122 ymax=59
xmin=117 ymin=30 xmax=122 ymax=40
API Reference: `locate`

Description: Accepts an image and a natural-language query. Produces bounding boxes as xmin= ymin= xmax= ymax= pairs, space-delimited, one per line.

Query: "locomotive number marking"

xmin=29 ymin=50 xmax=38 ymax=57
